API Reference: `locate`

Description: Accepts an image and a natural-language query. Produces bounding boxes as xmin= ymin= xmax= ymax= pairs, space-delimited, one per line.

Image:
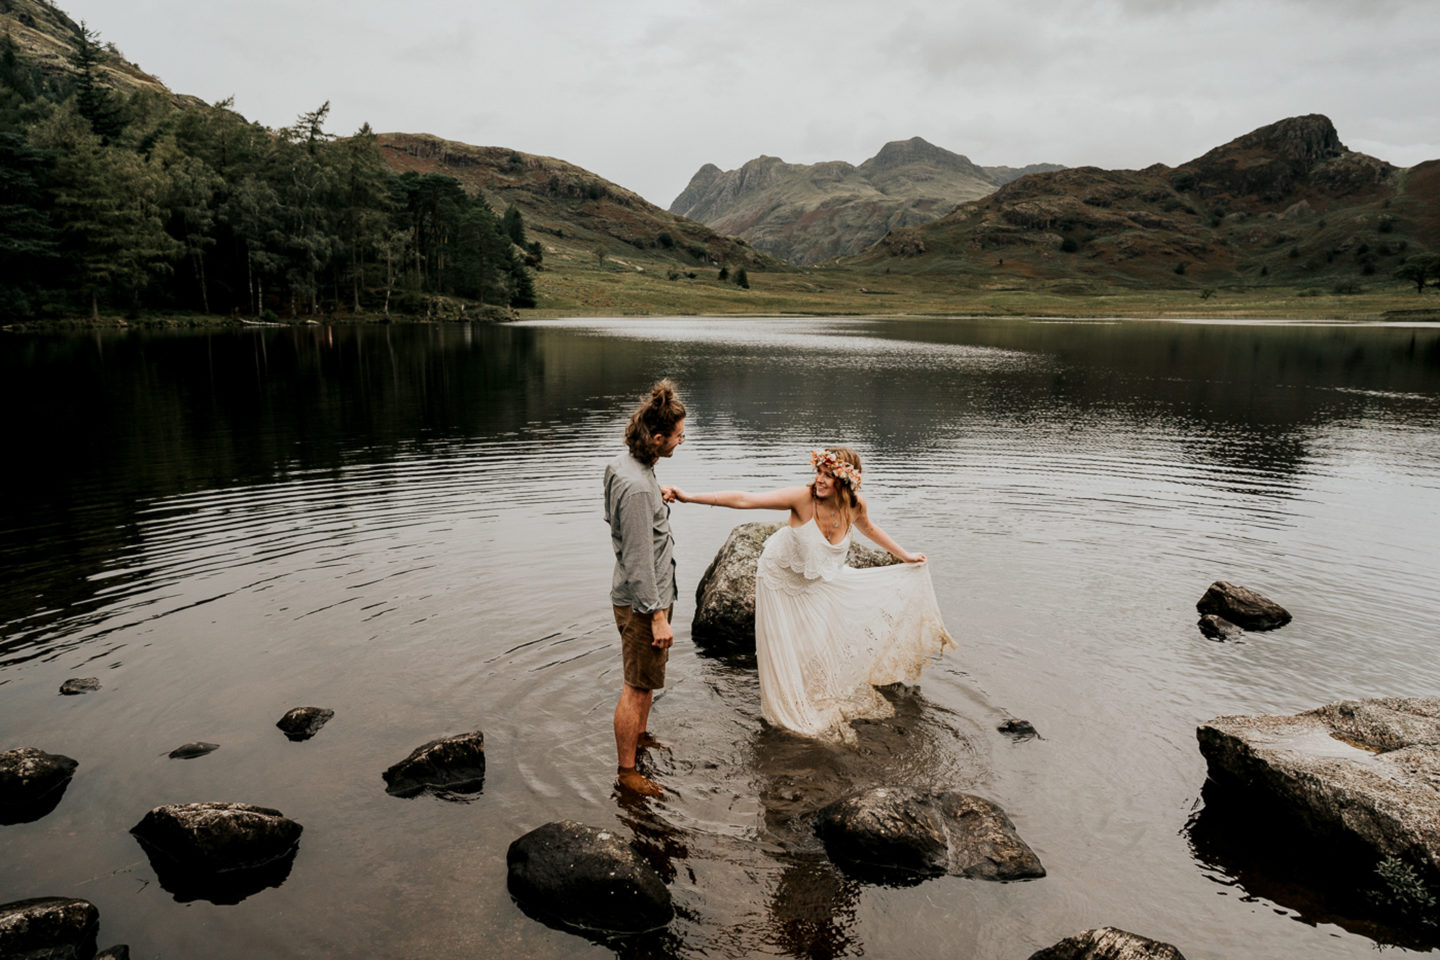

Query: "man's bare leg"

xmin=615 ymin=683 xmax=663 ymax=795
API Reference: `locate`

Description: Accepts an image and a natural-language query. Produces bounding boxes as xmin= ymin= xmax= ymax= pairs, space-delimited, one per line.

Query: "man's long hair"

xmin=624 ymin=379 xmax=686 ymax=466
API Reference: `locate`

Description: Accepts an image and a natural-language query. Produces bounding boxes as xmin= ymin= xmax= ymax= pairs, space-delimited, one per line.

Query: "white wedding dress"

xmin=754 ymin=518 xmax=955 ymax=742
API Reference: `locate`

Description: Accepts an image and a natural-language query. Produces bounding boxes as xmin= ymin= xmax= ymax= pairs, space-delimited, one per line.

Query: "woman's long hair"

xmin=624 ymin=379 xmax=686 ymax=466
xmin=809 ymin=446 xmax=862 ymax=529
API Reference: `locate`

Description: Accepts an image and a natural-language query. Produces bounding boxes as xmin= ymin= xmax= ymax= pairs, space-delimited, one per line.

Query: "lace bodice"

xmin=757 ymin=519 xmax=850 ymax=595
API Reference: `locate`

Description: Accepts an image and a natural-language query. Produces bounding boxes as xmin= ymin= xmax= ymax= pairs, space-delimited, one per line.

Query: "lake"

xmin=2 ymin=316 xmax=1439 ymax=959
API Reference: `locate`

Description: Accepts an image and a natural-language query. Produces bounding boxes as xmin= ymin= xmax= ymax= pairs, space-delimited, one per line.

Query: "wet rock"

xmin=383 ymin=731 xmax=485 ymax=798
xmin=276 ymin=706 xmax=334 ymax=741
xmin=59 ymin=677 xmax=100 ymax=695
xmin=1196 ymin=613 xmax=1243 ymax=640
xmin=0 ymin=897 xmax=99 ymax=960
xmin=693 ymin=522 xmax=897 ymax=647
xmin=998 ymin=719 xmax=1039 ymax=741
xmin=1195 ymin=581 xmax=1291 ymax=630
xmin=1197 ymin=697 xmax=1440 ymax=890
xmin=506 ymin=820 xmax=673 ymax=934
xmin=130 ymin=802 xmax=303 ymax=903
xmin=0 ymin=748 xmax=78 ymax=824
xmin=168 ymin=742 xmax=220 ymax=760
xmin=815 ymin=786 xmax=1045 ymax=883
xmin=97 ymin=947 xmax=130 ymax=960
xmin=1029 ymin=926 xmax=1187 ymax=960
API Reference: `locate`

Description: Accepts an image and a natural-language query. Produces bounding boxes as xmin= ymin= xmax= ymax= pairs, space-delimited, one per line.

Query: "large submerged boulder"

xmin=1029 ymin=926 xmax=1187 ymax=960
xmin=1197 ymin=697 xmax=1440 ymax=889
xmin=1195 ymin=581 xmax=1291 ymax=630
xmin=383 ymin=731 xmax=486 ymax=798
xmin=506 ymin=820 xmax=673 ymax=934
xmin=692 ymin=521 xmax=898 ymax=647
xmin=130 ymin=802 xmax=303 ymax=903
xmin=815 ymin=786 xmax=1044 ymax=883
xmin=0 ymin=897 xmax=99 ymax=960
xmin=0 ymin=747 xmax=78 ymax=824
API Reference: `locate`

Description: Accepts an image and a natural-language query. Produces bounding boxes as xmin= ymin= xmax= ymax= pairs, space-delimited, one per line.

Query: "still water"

xmin=2 ymin=317 xmax=1439 ymax=959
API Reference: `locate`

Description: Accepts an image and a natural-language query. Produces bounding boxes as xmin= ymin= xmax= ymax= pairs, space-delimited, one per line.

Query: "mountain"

xmin=668 ymin=138 xmax=1063 ymax=265
xmin=856 ymin=115 xmax=1438 ymax=290
xmin=376 ymin=133 xmax=777 ymax=273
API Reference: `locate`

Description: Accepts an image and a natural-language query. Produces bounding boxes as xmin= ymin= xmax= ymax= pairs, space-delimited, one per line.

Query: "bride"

xmin=667 ymin=448 xmax=954 ymax=742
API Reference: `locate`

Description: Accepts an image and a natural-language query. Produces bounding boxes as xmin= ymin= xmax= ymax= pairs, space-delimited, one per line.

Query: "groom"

xmin=603 ymin=379 xmax=686 ymax=796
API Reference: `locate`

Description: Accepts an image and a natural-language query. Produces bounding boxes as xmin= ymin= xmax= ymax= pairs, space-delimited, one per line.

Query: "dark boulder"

xmin=1197 ymin=697 xmax=1440 ymax=894
xmin=1029 ymin=926 xmax=1187 ymax=960
xmin=167 ymin=742 xmax=220 ymax=760
xmin=59 ymin=678 xmax=100 ymax=695
xmin=693 ymin=522 xmax=898 ymax=647
xmin=276 ymin=707 xmax=334 ymax=741
xmin=506 ymin=820 xmax=673 ymax=934
xmin=383 ymin=731 xmax=485 ymax=798
xmin=1195 ymin=581 xmax=1290 ymax=630
xmin=96 ymin=947 xmax=130 ymax=960
xmin=130 ymin=802 xmax=302 ymax=904
xmin=1196 ymin=613 xmax=1243 ymax=640
xmin=0 ymin=748 xmax=78 ymax=824
xmin=998 ymin=719 xmax=1040 ymax=741
xmin=815 ymin=786 xmax=1044 ymax=883
xmin=0 ymin=897 xmax=99 ymax=960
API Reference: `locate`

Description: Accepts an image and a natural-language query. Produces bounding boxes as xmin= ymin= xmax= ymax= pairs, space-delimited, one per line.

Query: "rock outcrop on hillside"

xmin=669 ymin=137 xmax=1062 ymax=265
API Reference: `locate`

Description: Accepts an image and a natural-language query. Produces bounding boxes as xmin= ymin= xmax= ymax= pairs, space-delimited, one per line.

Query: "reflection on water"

xmin=1 ymin=317 xmax=1439 ymax=959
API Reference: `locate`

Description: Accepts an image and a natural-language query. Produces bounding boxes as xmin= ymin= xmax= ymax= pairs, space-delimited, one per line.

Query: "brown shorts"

xmin=613 ymin=604 xmax=671 ymax=691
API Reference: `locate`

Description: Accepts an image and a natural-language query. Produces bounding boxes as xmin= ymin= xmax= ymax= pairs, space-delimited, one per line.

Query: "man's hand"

xmin=650 ymin=609 xmax=674 ymax=648
xmin=660 ymin=485 xmax=678 ymax=502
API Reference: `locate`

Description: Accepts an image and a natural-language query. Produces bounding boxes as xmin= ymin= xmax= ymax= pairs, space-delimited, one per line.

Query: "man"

xmin=603 ymin=379 xmax=686 ymax=796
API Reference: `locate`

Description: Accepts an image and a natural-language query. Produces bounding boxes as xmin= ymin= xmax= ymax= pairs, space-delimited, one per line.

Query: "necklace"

xmin=815 ymin=499 xmax=840 ymax=529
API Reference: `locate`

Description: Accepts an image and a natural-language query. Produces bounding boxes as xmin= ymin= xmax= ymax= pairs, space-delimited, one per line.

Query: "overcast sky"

xmin=59 ymin=0 xmax=1440 ymax=208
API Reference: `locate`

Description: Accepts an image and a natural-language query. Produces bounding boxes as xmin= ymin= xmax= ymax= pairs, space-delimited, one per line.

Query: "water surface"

xmin=2 ymin=317 xmax=1439 ymax=959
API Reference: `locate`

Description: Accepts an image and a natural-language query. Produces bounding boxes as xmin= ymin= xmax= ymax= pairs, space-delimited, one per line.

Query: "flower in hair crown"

xmin=810 ymin=449 xmax=861 ymax=489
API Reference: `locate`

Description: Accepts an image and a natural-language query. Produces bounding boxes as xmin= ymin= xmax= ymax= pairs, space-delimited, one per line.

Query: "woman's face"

xmin=813 ymin=469 xmax=836 ymax=498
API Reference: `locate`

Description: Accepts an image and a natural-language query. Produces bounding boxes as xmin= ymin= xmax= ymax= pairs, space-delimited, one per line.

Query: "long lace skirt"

xmin=755 ymin=560 xmax=954 ymax=743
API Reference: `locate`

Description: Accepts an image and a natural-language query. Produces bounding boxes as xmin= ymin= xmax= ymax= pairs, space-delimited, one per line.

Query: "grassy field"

xmin=530 ymin=260 xmax=1440 ymax=322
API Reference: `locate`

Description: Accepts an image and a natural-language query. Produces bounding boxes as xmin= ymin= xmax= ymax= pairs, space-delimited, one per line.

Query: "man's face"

xmin=655 ymin=419 xmax=686 ymax=458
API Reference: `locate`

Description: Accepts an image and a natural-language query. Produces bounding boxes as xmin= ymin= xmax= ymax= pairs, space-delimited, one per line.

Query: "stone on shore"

xmin=0 ymin=748 xmax=78 ymax=824
xmin=1195 ymin=581 xmax=1291 ymax=630
xmin=0 ymin=897 xmax=99 ymax=960
xmin=506 ymin=820 xmax=673 ymax=934
xmin=1197 ymin=697 xmax=1440 ymax=889
xmin=1029 ymin=926 xmax=1187 ymax=960
xmin=383 ymin=731 xmax=486 ymax=798
xmin=59 ymin=677 xmax=100 ymax=695
xmin=277 ymin=706 xmax=334 ymax=741
xmin=693 ymin=521 xmax=898 ymax=647
xmin=168 ymin=742 xmax=220 ymax=760
xmin=815 ymin=786 xmax=1044 ymax=883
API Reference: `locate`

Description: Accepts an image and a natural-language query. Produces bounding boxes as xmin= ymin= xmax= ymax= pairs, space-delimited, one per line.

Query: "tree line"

xmin=0 ymin=25 xmax=535 ymax=320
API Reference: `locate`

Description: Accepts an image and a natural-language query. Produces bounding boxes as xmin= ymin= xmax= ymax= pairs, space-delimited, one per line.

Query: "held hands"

xmin=660 ymin=486 xmax=688 ymax=504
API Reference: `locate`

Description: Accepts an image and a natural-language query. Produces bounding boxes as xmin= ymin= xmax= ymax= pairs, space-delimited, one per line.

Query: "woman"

xmin=667 ymin=448 xmax=954 ymax=742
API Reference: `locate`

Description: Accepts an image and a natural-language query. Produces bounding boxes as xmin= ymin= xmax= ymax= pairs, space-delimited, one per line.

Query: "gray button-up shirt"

xmin=603 ymin=451 xmax=677 ymax=614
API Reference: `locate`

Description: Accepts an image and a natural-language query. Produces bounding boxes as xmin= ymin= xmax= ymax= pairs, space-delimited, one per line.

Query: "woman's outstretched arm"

xmin=852 ymin=497 xmax=926 ymax=563
xmin=665 ymin=485 xmax=809 ymax=512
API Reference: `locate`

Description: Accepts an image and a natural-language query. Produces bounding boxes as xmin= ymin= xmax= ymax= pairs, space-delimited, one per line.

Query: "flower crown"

xmin=811 ymin=449 xmax=861 ymax=489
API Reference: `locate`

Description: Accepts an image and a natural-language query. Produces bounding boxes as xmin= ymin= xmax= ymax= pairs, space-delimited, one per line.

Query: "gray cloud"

xmin=62 ymin=0 xmax=1440 ymax=206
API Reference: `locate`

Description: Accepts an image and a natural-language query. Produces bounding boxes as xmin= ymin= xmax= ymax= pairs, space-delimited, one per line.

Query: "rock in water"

xmin=168 ymin=742 xmax=220 ymax=760
xmin=1029 ymin=926 xmax=1188 ymax=960
xmin=998 ymin=718 xmax=1040 ymax=741
xmin=1195 ymin=581 xmax=1291 ymax=630
xmin=96 ymin=946 xmax=131 ymax=960
xmin=693 ymin=521 xmax=898 ymax=647
xmin=383 ymin=731 xmax=486 ymax=798
xmin=0 ymin=748 xmax=78 ymax=824
xmin=130 ymin=802 xmax=303 ymax=903
xmin=1196 ymin=614 xmax=1243 ymax=640
xmin=506 ymin=820 xmax=673 ymax=934
xmin=815 ymin=786 xmax=1045 ymax=883
xmin=276 ymin=706 xmax=334 ymax=741
xmin=59 ymin=677 xmax=100 ymax=695
xmin=1197 ymin=697 xmax=1440 ymax=891
xmin=0 ymin=897 xmax=100 ymax=960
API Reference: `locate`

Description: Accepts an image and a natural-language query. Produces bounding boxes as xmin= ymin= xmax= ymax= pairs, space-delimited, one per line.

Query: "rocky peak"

xmin=1192 ymin=114 xmax=1344 ymax=173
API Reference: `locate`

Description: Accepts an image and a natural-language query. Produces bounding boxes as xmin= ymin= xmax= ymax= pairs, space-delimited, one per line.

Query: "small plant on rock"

xmin=1369 ymin=856 xmax=1438 ymax=927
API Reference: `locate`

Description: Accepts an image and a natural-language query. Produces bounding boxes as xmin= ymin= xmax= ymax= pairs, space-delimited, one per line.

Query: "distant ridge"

xmin=669 ymin=138 xmax=1063 ymax=265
